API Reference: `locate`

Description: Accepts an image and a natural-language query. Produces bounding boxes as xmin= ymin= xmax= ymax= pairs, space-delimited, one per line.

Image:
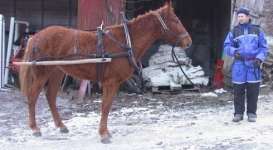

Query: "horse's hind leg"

xmin=45 ymin=70 xmax=68 ymax=133
xmin=27 ymin=73 xmax=49 ymax=136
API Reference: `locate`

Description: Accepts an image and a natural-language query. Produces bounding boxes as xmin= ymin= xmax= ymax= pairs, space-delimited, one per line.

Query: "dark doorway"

xmin=174 ymin=0 xmax=231 ymax=79
xmin=125 ymin=0 xmax=231 ymax=81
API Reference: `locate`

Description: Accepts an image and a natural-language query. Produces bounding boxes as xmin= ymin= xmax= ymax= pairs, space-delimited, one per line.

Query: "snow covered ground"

xmin=0 ymin=87 xmax=273 ymax=150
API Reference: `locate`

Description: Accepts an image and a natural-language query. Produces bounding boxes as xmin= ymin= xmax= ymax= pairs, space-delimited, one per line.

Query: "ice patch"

xmin=214 ymin=88 xmax=227 ymax=94
xmin=200 ymin=92 xmax=218 ymax=98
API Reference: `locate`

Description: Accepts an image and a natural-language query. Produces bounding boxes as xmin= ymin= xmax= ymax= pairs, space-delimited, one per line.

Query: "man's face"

xmin=237 ymin=13 xmax=250 ymax=24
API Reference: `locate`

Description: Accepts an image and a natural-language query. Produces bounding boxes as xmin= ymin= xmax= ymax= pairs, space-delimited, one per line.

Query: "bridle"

xmin=154 ymin=12 xmax=195 ymax=86
xmin=153 ymin=12 xmax=190 ymax=46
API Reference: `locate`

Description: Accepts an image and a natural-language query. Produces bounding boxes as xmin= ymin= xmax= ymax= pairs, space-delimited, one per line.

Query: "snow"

xmin=0 ymin=90 xmax=273 ymax=149
xmin=214 ymin=88 xmax=227 ymax=94
xmin=200 ymin=92 xmax=218 ymax=98
xmin=266 ymin=36 xmax=273 ymax=48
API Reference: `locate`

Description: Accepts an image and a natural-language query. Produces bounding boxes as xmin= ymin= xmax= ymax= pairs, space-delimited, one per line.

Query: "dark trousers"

xmin=233 ymin=82 xmax=260 ymax=115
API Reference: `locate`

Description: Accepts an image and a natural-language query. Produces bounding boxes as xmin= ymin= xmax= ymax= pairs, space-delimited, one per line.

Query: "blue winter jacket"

xmin=224 ymin=23 xmax=268 ymax=84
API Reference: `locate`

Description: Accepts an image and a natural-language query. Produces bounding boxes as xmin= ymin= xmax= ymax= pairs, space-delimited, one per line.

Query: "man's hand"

xmin=254 ymin=58 xmax=262 ymax=68
xmin=234 ymin=51 xmax=242 ymax=60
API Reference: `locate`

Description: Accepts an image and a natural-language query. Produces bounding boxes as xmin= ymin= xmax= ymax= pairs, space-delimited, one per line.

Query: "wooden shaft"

xmin=13 ymin=58 xmax=112 ymax=66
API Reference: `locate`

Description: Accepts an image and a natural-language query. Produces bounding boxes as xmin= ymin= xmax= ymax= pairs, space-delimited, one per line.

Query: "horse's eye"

xmin=173 ymin=19 xmax=180 ymax=24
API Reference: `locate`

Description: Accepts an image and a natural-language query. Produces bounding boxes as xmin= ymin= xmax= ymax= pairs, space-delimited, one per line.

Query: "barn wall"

xmin=77 ymin=0 xmax=123 ymax=30
xmin=262 ymin=0 xmax=273 ymax=36
xmin=0 ymin=0 xmax=77 ymax=32
xmin=125 ymin=0 xmax=164 ymax=19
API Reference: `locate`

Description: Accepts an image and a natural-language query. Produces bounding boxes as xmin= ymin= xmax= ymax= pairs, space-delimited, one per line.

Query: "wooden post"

xmin=0 ymin=14 xmax=4 ymax=88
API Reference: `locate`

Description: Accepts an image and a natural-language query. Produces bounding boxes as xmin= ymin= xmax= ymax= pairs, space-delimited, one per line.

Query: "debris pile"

xmin=142 ymin=44 xmax=209 ymax=90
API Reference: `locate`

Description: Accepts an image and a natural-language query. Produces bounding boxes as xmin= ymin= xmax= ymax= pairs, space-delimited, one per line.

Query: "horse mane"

xmin=106 ymin=4 xmax=170 ymax=30
xmin=130 ymin=5 xmax=168 ymax=23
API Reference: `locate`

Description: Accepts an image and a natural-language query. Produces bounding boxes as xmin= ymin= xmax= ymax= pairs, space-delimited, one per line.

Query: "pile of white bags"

xmin=142 ymin=44 xmax=209 ymax=89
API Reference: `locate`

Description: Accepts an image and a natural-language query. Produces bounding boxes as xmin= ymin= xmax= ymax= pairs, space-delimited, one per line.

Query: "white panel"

xmin=0 ymin=14 xmax=4 ymax=88
xmin=4 ymin=17 xmax=15 ymax=85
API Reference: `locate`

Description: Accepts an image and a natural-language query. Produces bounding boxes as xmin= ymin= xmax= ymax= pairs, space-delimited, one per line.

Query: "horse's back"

xmin=30 ymin=26 xmax=91 ymax=56
xmin=40 ymin=25 xmax=73 ymax=33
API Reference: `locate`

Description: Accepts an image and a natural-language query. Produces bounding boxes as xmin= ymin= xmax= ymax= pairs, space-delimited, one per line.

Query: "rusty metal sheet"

xmin=77 ymin=0 xmax=124 ymax=30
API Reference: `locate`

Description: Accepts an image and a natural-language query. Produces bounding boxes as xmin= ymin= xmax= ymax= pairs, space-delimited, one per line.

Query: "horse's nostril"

xmin=187 ymin=43 xmax=191 ymax=48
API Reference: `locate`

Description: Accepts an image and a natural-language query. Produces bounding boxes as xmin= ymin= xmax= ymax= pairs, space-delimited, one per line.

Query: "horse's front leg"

xmin=99 ymin=79 xmax=120 ymax=143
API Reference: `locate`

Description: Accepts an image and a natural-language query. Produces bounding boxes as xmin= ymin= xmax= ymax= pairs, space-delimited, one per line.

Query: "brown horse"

xmin=19 ymin=1 xmax=191 ymax=143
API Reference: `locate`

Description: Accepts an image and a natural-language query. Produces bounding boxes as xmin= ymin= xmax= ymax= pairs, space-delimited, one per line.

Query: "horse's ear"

xmin=164 ymin=0 xmax=173 ymax=9
xmin=165 ymin=0 xmax=172 ymax=6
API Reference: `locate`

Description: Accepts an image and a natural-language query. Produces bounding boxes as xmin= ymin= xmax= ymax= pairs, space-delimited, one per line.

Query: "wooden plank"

xmin=13 ymin=58 xmax=112 ymax=66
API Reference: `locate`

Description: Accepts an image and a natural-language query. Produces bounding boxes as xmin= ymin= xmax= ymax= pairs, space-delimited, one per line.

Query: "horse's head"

xmin=155 ymin=1 xmax=192 ymax=49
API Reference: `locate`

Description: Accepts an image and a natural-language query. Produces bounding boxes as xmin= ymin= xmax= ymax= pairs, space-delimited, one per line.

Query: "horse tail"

xmin=19 ymin=37 xmax=34 ymax=96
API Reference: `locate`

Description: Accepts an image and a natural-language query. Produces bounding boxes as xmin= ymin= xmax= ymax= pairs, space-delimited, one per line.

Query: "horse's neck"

xmin=129 ymin=13 xmax=161 ymax=60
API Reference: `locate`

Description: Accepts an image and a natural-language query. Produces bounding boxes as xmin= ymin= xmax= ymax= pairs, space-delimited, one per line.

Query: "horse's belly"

xmin=59 ymin=65 xmax=97 ymax=80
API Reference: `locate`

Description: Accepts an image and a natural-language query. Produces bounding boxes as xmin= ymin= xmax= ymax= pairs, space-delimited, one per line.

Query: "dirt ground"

xmin=0 ymin=85 xmax=272 ymax=150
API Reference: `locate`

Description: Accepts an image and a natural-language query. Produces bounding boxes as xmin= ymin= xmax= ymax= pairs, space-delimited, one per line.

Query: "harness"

xmin=152 ymin=13 xmax=194 ymax=86
xmin=31 ymin=11 xmax=190 ymax=84
xmin=96 ymin=23 xmax=106 ymax=82
xmin=93 ymin=12 xmax=142 ymax=83
xmin=121 ymin=12 xmax=142 ymax=75
xmin=93 ymin=11 xmax=190 ymax=83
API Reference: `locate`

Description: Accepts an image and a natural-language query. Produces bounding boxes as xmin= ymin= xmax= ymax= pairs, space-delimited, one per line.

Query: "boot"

xmin=247 ymin=113 xmax=257 ymax=122
xmin=232 ymin=114 xmax=243 ymax=122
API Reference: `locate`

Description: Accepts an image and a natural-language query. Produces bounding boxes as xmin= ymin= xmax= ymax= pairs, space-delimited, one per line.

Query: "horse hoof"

xmin=32 ymin=131 xmax=42 ymax=137
xmin=60 ymin=127 xmax=69 ymax=133
xmin=101 ymin=137 xmax=111 ymax=144
xmin=100 ymin=133 xmax=112 ymax=144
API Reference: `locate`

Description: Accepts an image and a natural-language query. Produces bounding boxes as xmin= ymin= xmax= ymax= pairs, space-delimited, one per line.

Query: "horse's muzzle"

xmin=186 ymin=42 xmax=192 ymax=48
xmin=181 ymin=36 xmax=192 ymax=49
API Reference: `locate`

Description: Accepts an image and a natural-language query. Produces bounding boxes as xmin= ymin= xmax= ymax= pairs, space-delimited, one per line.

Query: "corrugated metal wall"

xmin=77 ymin=0 xmax=124 ymax=30
xmin=0 ymin=0 xmax=77 ymax=32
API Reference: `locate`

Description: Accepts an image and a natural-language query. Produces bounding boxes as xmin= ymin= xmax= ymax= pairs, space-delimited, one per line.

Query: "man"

xmin=224 ymin=7 xmax=268 ymax=122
